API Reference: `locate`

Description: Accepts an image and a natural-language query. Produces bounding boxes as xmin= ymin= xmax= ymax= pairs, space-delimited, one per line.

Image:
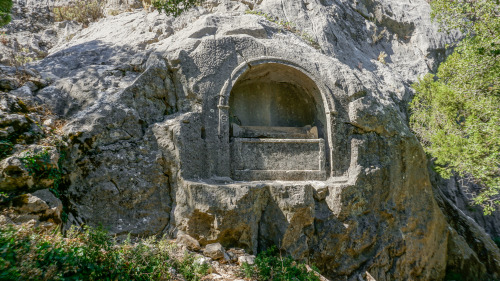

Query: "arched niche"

xmin=217 ymin=59 xmax=335 ymax=181
xmin=229 ymin=63 xmax=325 ymax=138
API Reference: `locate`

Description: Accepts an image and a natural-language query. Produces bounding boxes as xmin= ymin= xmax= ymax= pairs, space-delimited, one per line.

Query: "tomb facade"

xmin=215 ymin=61 xmax=336 ymax=181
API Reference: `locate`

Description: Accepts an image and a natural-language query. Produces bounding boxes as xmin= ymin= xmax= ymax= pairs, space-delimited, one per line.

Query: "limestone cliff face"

xmin=1 ymin=0 xmax=499 ymax=280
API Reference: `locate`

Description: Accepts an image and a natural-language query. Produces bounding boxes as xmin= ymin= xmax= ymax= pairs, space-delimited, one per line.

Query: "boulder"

xmin=0 ymin=92 xmax=28 ymax=113
xmin=203 ymin=243 xmax=226 ymax=260
xmin=0 ymin=77 xmax=20 ymax=92
xmin=10 ymin=189 xmax=63 ymax=224
xmin=177 ymin=233 xmax=201 ymax=251
xmin=32 ymin=189 xmax=63 ymax=219
xmin=0 ymin=156 xmax=32 ymax=191
xmin=237 ymin=255 xmax=255 ymax=266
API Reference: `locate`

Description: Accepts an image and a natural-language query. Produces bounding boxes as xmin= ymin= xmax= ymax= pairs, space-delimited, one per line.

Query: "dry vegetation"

xmin=52 ymin=0 xmax=105 ymax=27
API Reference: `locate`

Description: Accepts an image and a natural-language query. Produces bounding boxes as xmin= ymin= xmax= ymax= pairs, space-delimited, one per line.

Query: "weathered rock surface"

xmin=1 ymin=0 xmax=499 ymax=280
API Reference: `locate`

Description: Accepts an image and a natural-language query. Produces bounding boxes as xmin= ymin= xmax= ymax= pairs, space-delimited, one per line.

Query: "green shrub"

xmin=242 ymin=246 xmax=320 ymax=281
xmin=410 ymin=0 xmax=499 ymax=214
xmin=20 ymin=149 xmax=58 ymax=179
xmin=152 ymin=0 xmax=202 ymax=17
xmin=0 ymin=0 xmax=12 ymax=27
xmin=172 ymin=252 xmax=210 ymax=281
xmin=53 ymin=0 xmax=104 ymax=27
xmin=0 ymin=223 xmax=218 ymax=280
xmin=20 ymin=149 xmax=63 ymax=196
xmin=0 ymin=224 xmax=176 ymax=280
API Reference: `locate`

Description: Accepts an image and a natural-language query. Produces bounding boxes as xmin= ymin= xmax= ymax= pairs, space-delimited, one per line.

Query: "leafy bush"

xmin=0 ymin=224 xmax=209 ymax=280
xmin=0 ymin=0 xmax=12 ymax=27
xmin=20 ymin=149 xmax=64 ymax=196
xmin=152 ymin=0 xmax=202 ymax=17
xmin=172 ymin=252 xmax=210 ymax=281
xmin=409 ymin=0 xmax=499 ymax=214
xmin=242 ymin=246 xmax=320 ymax=281
xmin=53 ymin=0 xmax=104 ymax=27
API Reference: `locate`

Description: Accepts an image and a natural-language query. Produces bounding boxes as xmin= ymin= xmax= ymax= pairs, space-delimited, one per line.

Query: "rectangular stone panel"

xmin=231 ymin=138 xmax=326 ymax=181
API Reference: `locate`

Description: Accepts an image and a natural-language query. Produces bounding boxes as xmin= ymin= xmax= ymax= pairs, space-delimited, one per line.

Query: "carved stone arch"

xmin=216 ymin=57 xmax=337 ymax=180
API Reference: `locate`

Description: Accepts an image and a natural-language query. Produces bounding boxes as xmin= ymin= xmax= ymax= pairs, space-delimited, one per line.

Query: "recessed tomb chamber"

xmin=218 ymin=62 xmax=333 ymax=181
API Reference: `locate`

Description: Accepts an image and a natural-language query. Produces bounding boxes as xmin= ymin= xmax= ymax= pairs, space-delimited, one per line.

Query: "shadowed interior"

xmin=228 ymin=63 xmax=326 ymax=139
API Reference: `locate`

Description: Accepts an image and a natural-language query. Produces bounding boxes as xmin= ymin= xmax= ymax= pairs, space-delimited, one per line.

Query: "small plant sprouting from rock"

xmin=241 ymin=246 xmax=321 ymax=281
xmin=10 ymin=46 xmax=37 ymax=75
xmin=0 ymin=32 xmax=8 ymax=45
xmin=245 ymin=10 xmax=321 ymax=50
xmin=371 ymin=26 xmax=387 ymax=44
xmin=14 ymin=47 xmax=34 ymax=66
xmin=9 ymin=45 xmax=44 ymax=80
xmin=377 ymin=51 xmax=387 ymax=64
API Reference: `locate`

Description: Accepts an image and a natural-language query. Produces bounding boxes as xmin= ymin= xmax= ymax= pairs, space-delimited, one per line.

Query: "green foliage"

xmin=0 ymin=224 xmax=194 ymax=281
xmin=152 ymin=0 xmax=202 ymax=17
xmin=20 ymin=150 xmax=55 ymax=177
xmin=410 ymin=0 xmax=500 ymax=214
xmin=53 ymin=0 xmax=104 ymax=27
xmin=0 ymin=0 xmax=12 ymax=27
xmin=430 ymin=0 xmax=498 ymax=37
xmin=245 ymin=10 xmax=321 ymax=49
xmin=242 ymin=246 xmax=320 ymax=281
xmin=172 ymin=252 xmax=210 ymax=281
xmin=20 ymin=149 xmax=64 ymax=195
